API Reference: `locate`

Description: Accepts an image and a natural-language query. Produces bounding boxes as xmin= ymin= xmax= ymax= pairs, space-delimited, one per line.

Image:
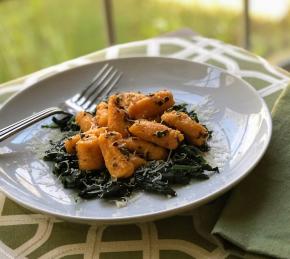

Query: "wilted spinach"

xmin=43 ymin=108 xmax=218 ymax=201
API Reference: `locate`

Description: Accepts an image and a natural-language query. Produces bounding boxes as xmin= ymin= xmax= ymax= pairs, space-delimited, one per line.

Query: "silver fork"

xmin=0 ymin=64 xmax=122 ymax=142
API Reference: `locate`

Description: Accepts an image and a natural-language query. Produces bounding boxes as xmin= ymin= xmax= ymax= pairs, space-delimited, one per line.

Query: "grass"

xmin=0 ymin=0 xmax=290 ymax=83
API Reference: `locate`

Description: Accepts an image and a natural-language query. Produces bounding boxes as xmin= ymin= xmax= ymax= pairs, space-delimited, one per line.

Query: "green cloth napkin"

xmin=201 ymin=84 xmax=290 ymax=259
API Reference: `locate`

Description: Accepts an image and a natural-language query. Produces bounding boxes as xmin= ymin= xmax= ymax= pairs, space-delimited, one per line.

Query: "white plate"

xmin=0 ymin=57 xmax=271 ymax=224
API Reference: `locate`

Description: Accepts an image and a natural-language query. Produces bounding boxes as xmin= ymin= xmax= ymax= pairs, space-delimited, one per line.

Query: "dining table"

xmin=0 ymin=32 xmax=290 ymax=259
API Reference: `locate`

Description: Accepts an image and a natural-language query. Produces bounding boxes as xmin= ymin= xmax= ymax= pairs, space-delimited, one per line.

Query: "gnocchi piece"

xmin=129 ymin=120 xmax=184 ymax=149
xmin=95 ymin=102 xmax=108 ymax=127
xmin=128 ymin=90 xmax=174 ymax=119
xmin=76 ymin=134 xmax=104 ymax=171
xmin=86 ymin=127 xmax=108 ymax=137
xmin=75 ymin=111 xmax=95 ymax=132
xmin=64 ymin=127 xmax=107 ymax=155
xmin=64 ymin=134 xmax=81 ymax=154
xmin=108 ymin=95 xmax=129 ymax=137
xmin=98 ymin=131 xmax=135 ymax=178
xmin=120 ymin=137 xmax=168 ymax=160
xmin=116 ymin=92 xmax=145 ymax=109
xmin=161 ymin=111 xmax=208 ymax=146
xmin=129 ymin=155 xmax=146 ymax=169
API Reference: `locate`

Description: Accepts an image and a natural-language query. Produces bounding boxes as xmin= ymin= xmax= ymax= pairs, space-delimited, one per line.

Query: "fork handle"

xmin=0 ymin=107 xmax=65 ymax=142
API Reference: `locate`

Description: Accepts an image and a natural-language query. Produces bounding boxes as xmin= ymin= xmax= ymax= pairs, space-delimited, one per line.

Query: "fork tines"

xmin=74 ymin=64 xmax=122 ymax=111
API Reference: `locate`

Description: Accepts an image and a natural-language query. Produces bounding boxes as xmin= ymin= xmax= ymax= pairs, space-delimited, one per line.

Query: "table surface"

xmin=0 ymin=35 xmax=289 ymax=259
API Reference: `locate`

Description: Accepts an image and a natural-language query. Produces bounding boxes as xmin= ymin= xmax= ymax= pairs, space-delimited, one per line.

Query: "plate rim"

xmin=0 ymin=56 xmax=272 ymax=223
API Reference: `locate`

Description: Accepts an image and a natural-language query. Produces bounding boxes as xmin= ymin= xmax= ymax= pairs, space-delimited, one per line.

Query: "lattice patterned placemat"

xmin=0 ymin=36 xmax=289 ymax=259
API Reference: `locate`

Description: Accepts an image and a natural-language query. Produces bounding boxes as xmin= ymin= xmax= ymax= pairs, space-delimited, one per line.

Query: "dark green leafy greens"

xmin=42 ymin=114 xmax=79 ymax=132
xmin=43 ymin=103 xmax=218 ymax=201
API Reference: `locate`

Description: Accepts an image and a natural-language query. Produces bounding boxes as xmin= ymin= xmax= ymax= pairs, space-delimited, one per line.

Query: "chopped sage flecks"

xmin=43 ymin=102 xmax=218 ymax=202
xmin=154 ymin=130 xmax=169 ymax=138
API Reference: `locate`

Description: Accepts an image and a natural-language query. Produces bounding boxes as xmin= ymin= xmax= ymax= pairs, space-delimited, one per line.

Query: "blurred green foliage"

xmin=0 ymin=0 xmax=289 ymax=83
